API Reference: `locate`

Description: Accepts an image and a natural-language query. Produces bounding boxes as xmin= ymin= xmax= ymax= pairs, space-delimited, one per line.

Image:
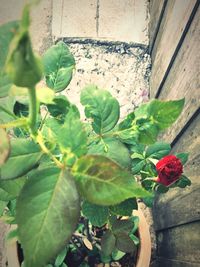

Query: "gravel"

xmin=61 ymin=41 xmax=151 ymax=120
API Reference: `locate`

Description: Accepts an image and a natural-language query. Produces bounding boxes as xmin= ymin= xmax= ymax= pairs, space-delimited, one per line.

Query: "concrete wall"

xmin=0 ymin=0 xmax=52 ymax=53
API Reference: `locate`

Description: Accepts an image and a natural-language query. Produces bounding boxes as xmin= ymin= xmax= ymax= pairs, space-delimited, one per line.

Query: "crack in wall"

xmin=96 ymin=0 xmax=100 ymax=37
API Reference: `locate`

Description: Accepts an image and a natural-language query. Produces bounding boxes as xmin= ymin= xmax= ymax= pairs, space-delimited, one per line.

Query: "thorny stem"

xmin=28 ymin=88 xmax=64 ymax=169
xmin=39 ymin=110 xmax=49 ymax=131
xmin=28 ymin=87 xmax=38 ymax=136
xmin=36 ymin=133 xmax=64 ymax=169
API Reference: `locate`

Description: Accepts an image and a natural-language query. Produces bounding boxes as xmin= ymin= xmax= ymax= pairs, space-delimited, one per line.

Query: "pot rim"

xmin=135 ymin=209 xmax=151 ymax=267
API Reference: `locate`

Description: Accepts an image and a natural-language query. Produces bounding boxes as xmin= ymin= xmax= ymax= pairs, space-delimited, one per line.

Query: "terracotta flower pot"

xmin=5 ymin=209 xmax=151 ymax=267
xmin=135 ymin=209 xmax=151 ymax=267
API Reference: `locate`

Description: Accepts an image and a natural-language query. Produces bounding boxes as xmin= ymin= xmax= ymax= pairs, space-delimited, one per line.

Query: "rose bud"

xmin=155 ymin=155 xmax=183 ymax=186
xmin=5 ymin=5 xmax=43 ymax=88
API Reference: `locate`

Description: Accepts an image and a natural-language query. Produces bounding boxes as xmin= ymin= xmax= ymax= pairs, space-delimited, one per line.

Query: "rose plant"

xmin=0 ymin=6 xmax=191 ymax=267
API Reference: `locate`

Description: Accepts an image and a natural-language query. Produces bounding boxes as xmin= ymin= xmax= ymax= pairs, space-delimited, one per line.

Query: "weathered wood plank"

xmin=158 ymin=7 xmax=200 ymax=144
xmin=149 ymin=0 xmax=166 ymax=52
xmin=155 ymin=258 xmax=200 ymax=267
xmin=154 ymin=186 xmax=200 ymax=230
xmin=150 ymin=0 xmax=197 ymax=97
xmin=156 ymin=221 xmax=200 ymax=263
xmin=153 ymin=114 xmax=200 ymax=230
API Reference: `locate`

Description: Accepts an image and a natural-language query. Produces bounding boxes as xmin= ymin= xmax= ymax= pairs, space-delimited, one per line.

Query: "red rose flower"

xmin=156 ymin=155 xmax=183 ymax=186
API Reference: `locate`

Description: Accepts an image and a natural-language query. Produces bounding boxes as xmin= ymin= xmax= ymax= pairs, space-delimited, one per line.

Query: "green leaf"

xmin=16 ymin=167 xmax=80 ymax=267
xmin=156 ymin=184 xmax=169 ymax=193
xmin=0 ymin=139 xmax=42 ymax=180
xmin=42 ymin=41 xmax=75 ymax=92
xmin=131 ymin=153 xmax=144 ymax=160
xmin=9 ymin=85 xmax=29 ymax=102
xmin=1 ymin=199 xmax=17 ymax=224
xmin=129 ymin=143 xmax=145 ymax=155
xmin=101 ymin=230 xmax=116 ymax=256
xmin=47 ymin=95 xmax=79 ymax=121
xmin=36 ymin=87 xmax=55 ymax=104
xmin=141 ymin=179 xmax=155 ymax=191
xmin=0 ymin=96 xmax=16 ymax=123
xmin=118 ymin=112 xmax=135 ymax=130
xmin=118 ymin=119 xmax=159 ymax=145
xmin=134 ymin=102 xmax=149 ymax=118
xmin=5 ymin=6 xmax=43 ymax=87
xmin=176 ymin=153 xmax=189 ymax=165
xmin=112 ymin=219 xmax=134 ymax=236
xmin=100 ymin=253 xmax=112 ymax=264
xmin=0 ymin=21 xmax=19 ymax=68
xmin=142 ymin=195 xmax=155 ymax=208
xmin=0 ymin=200 xmax=8 ymax=215
xmin=134 ymin=99 xmax=185 ymax=130
xmin=117 ymin=113 xmax=139 ymax=144
xmin=117 ymin=127 xmax=139 ymax=145
xmin=0 ymin=187 xmax=15 ymax=201
xmin=131 ymin=159 xmax=146 ymax=174
xmin=88 ymin=137 xmax=131 ymax=168
xmin=55 ymin=247 xmax=67 ymax=267
xmin=0 ymin=176 xmax=26 ymax=200
xmin=47 ymin=95 xmax=71 ymax=118
xmin=118 ymin=99 xmax=184 ymax=145
xmin=130 ymin=216 xmax=139 ymax=234
xmin=112 ymin=249 xmax=125 ymax=261
xmin=145 ymin=142 xmax=171 ymax=159
xmin=175 ymin=175 xmax=191 ymax=188
xmin=129 ymin=234 xmax=140 ymax=245
xmin=82 ymin=201 xmax=109 ymax=227
xmin=73 ymin=155 xmax=150 ymax=206
xmin=0 ymin=71 xmax=12 ymax=98
xmin=80 ymin=85 xmax=120 ymax=134
xmin=137 ymin=118 xmax=159 ymax=144
xmin=46 ymin=109 xmax=87 ymax=157
xmin=149 ymin=99 xmax=185 ymax=129
xmin=115 ymin=233 xmax=136 ymax=253
xmin=0 ymin=129 xmax=10 ymax=167
xmin=109 ymin=198 xmax=138 ymax=216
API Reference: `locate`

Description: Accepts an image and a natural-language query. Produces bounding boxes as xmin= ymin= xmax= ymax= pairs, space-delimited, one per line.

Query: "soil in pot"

xmin=9 ymin=209 xmax=151 ymax=267
xmin=16 ymin=220 xmax=139 ymax=267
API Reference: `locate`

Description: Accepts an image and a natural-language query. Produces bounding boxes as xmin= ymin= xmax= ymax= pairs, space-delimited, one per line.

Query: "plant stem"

xmin=0 ymin=118 xmax=27 ymax=129
xmin=39 ymin=110 xmax=49 ymax=131
xmin=84 ymin=218 xmax=93 ymax=242
xmin=142 ymin=177 xmax=157 ymax=182
xmin=36 ymin=133 xmax=64 ymax=169
xmin=28 ymin=87 xmax=38 ymax=136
